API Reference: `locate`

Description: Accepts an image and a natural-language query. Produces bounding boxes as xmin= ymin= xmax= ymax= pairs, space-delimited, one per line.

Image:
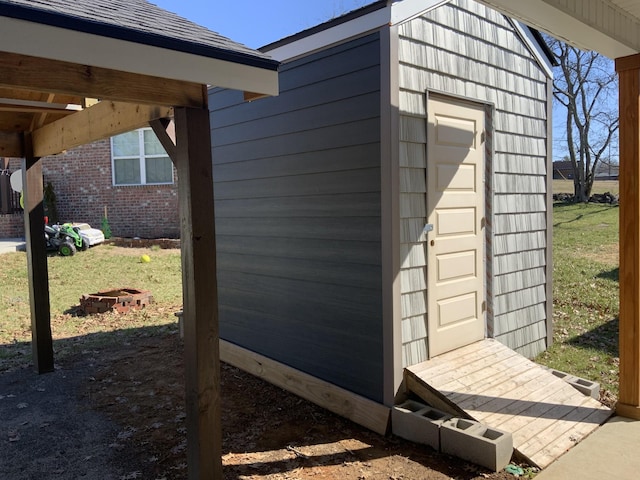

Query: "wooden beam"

xmin=22 ymin=132 xmax=54 ymax=374
xmin=0 ymin=131 xmax=23 ymax=157
xmin=149 ymin=118 xmax=177 ymax=164
xmin=29 ymin=93 xmax=57 ymax=131
xmin=243 ymin=91 xmax=270 ymax=102
xmin=32 ymin=101 xmax=173 ymax=158
xmin=220 ymin=339 xmax=391 ymax=435
xmin=174 ymin=107 xmax=222 ymax=479
xmin=615 ymin=54 xmax=640 ymax=420
xmin=0 ymin=51 xmax=206 ymax=108
xmin=0 ymin=98 xmax=81 ymax=115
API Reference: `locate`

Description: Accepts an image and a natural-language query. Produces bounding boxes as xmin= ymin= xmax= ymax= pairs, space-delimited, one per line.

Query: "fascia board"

xmin=264 ymin=6 xmax=392 ymax=62
xmin=511 ymin=20 xmax=554 ymax=79
xmin=0 ymin=16 xmax=279 ymax=96
xmin=390 ymin=0 xmax=452 ymax=26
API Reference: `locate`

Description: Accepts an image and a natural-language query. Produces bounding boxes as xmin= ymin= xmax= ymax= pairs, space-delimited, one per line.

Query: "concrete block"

xmin=440 ymin=418 xmax=513 ymax=472
xmin=566 ymin=376 xmax=600 ymax=399
xmin=546 ymin=367 xmax=600 ymax=399
xmin=392 ymin=399 xmax=451 ymax=451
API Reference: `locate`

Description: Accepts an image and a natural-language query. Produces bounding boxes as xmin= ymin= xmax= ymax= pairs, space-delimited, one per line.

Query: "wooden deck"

xmin=404 ymin=339 xmax=612 ymax=469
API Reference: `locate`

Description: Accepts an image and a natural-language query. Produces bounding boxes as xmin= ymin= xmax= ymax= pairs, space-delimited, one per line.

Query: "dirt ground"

xmin=1 ymin=330 xmax=526 ymax=480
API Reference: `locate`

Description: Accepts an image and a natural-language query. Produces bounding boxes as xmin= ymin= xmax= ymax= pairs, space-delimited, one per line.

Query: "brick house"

xmin=0 ymin=128 xmax=179 ymax=239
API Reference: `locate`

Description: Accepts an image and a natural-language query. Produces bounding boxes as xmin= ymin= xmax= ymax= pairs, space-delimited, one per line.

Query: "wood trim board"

xmin=220 ymin=339 xmax=391 ymax=436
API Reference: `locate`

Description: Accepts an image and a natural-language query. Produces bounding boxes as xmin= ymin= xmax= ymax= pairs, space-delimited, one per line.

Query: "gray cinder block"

xmin=392 ymin=399 xmax=452 ymax=451
xmin=566 ymin=376 xmax=600 ymax=399
xmin=546 ymin=367 xmax=600 ymax=399
xmin=440 ymin=418 xmax=513 ymax=472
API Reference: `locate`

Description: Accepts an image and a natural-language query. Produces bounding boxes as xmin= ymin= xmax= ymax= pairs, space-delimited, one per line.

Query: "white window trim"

xmin=111 ymin=128 xmax=174 ymax=186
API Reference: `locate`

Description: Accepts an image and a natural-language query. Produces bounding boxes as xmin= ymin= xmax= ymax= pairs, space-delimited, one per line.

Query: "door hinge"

xmin=481 ymin=130 xmax=486 ymax=143
xmin=482 ymin=301 xmax=487 ymax=312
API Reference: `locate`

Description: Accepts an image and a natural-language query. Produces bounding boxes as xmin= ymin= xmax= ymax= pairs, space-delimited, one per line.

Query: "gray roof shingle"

xmin=0 ymin=0 xmax=278 ymax=70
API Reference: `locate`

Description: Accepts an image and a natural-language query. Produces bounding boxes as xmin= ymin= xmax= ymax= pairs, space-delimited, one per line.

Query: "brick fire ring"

xmin=80 ymin=288 xmax=154 ymax=314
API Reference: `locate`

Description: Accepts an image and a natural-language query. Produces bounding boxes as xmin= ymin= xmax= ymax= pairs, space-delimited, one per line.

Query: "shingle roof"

xmin=0 ymin=0 xmax=278 ymax=70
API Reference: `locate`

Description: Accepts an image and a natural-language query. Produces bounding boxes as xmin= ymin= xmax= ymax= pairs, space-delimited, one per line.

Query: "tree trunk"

xmin=574 ymin=182 xmax=589 ymax=202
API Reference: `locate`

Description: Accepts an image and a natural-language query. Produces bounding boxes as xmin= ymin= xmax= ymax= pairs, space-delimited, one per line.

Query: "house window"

xmin=111 ymin=129 xmax=173 ymax=185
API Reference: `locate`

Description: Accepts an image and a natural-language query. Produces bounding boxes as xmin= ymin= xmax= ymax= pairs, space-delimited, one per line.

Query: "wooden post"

xmin=615 ymin=54 xmax=640 ymax=419
xmin=174 ymin=106 xmax=222 ymax=478
xmin=22 ymin=132 xmax=54 ymax=374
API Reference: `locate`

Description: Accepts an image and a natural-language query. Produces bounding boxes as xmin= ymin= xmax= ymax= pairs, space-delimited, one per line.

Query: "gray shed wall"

xmin=209 ymin=33 xmax=384 ymax=402
xmin=398 ymin=0 xmax=550 ymax=364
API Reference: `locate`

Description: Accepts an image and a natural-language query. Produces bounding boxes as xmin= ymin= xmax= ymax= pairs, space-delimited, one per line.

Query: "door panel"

xmin=427 ymin=95 xmax=485 ymax=357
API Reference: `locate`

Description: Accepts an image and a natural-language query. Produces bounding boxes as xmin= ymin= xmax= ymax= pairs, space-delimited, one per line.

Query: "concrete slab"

xmin=0 ymin=238 xmax=25 ymax=254
xmin=537 ymin=416 xmax=640 ymax=479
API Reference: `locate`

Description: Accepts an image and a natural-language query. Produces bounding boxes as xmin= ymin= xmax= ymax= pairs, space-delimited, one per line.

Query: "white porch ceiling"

xmin=477 ymin=0 xmax=640 ymax=59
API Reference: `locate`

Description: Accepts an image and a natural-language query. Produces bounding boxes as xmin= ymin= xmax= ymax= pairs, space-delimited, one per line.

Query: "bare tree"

xmin=549 ymin=38 xmax=619 ymax=202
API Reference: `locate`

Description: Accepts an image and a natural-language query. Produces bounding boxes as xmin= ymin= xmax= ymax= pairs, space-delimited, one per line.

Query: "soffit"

xmin=477 ymin=0 xmax=640 ymax=59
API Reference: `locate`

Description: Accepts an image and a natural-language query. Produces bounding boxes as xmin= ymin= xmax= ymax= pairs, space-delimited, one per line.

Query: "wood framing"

xmin=22 ymin=132 xmax=53 ymax=374
xmin=615 ymin=54 xmax=640 ymax=420
xmin=0 ymin=52 xmax=207 ymax=108
xmin=174 ymin=107 xmax=222 ymax=479
xmin=31 ymin=101 xmax=173 ymax=158
xmin=220 ymin=340 xmax=391 ymax=436
xmin=149 ymin=118 xmax=177 ymax=163
xmin=0 ymin=131 xmax=22 ymax=157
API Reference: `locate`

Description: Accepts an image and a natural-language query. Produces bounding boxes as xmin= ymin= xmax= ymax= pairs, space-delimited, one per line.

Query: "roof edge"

xmin=509 ymin=18 xmax=555 ymax=78
xmin=261 ymin=1 xmax=389 ymax=53
xmin=0 ymin=2 xmax=278 ymax=72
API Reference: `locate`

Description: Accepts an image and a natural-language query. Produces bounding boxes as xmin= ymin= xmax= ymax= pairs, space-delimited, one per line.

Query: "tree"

xmin=549 ymin=38 xmax=619 ymax=202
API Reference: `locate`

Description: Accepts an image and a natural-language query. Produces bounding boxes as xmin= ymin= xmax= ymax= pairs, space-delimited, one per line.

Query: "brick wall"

xmin=1 ymin=141 xmax=180 ymax=239
xmin=0 ymin=213 xmax=23 ymax=238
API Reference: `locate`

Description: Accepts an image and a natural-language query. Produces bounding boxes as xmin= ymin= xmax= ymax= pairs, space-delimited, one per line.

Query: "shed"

xmin=210 ymin=0 xmax=553 ymax=409
xmin=0 ymin=0 xmax=278 ymax=477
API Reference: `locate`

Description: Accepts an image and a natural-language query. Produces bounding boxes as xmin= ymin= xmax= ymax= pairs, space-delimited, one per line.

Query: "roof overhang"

xmin=477 ymin=0 xmax=640 ymax=59
xmin=0 ymin=15 xmax=279 ymax=97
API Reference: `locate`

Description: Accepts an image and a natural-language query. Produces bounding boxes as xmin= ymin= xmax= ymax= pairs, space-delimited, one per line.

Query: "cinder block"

xmin=545 ymin=367 xmax=600 ymax=399
xmin=440 ymin=418 xmax=513 ymax=472
xmin=392 ymin=399 xmax=451 ymax=451
xmin=566 ymin=376 xmax=600 ymax=399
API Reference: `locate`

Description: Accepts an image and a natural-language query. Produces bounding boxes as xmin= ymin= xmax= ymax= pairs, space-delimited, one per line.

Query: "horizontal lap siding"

xmin=209 ymin=34 xmax=384 ymax=402
xmin=398 ymin=0 xmax=550 ymax=363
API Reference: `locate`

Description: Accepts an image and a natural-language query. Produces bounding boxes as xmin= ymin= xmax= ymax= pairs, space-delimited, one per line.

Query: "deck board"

xmin=405 ymin=339 xmax=612 ymax=468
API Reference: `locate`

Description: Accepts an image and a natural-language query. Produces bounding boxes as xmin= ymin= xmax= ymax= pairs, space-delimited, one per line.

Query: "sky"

xmin=152 ymin=0 xmax=375 ymax=49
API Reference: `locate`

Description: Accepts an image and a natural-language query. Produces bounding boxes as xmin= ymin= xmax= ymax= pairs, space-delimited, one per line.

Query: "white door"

xmin=427 ymin=95 xmax=485 ymax=357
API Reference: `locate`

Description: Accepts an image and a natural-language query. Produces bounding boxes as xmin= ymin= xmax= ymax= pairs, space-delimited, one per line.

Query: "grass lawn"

xmin=536 ymin=202 xmax=620 ymax=405
xmin=0 ymin=244 xmax=183 ymax=371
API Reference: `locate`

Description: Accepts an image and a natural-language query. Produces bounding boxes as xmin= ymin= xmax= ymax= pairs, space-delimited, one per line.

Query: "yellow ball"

xmin=140 ymin=254 xmax=151 ymax=263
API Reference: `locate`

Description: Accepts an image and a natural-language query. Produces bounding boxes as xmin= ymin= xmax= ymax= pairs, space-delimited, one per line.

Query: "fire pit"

xmin=80 ymin=288 xmax=153 ymax=314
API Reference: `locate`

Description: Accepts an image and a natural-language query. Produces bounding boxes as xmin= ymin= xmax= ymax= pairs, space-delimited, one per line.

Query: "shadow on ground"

xmin=596 ymin=267 xmax=619 ymax=282
xmin=1 ymin=326 xmax=516 ymax=480
xmin=568 ymin=317 xmax=619 ymax=358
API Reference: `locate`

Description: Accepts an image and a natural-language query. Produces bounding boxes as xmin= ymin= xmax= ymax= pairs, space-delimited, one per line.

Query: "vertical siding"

xmin=398 ymin=0 xmax=550 ymax=363
xmin=209 ymin=34 xmax=384 ymax=402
